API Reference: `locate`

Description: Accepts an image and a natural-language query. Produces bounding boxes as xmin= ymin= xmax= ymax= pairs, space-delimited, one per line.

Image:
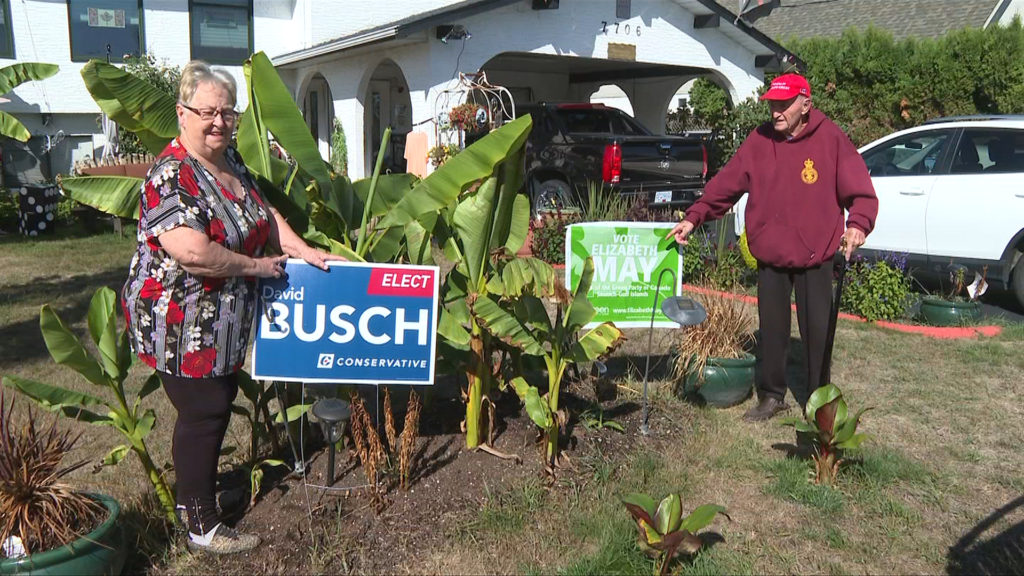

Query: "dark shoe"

xmin=742 ymin=397 xmax=790 ymax=422
xmin=187 ymin=523 xmax=260 ymax=555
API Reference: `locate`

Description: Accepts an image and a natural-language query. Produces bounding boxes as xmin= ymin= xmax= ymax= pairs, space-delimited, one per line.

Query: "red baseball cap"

xmin=760 ymin=73 xmax=811 ymax=101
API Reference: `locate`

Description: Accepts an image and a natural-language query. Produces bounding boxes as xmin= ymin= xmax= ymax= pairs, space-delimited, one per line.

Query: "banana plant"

xmin=1 ymin=287 xmax=177 ymax=523
xmin=622 ymin=493 xmax=728 ymax=576
xmin=0 ymin=63 xmax=59 ymax=142
xmin=781 ymin=383 xmax=871 ymax=485
xmin=476 ymin=257 xmax=623 ymax=467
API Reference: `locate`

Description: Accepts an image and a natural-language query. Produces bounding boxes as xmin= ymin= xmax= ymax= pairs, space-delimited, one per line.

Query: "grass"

xmin=3 ymin=230 xmax=1024 ymax=574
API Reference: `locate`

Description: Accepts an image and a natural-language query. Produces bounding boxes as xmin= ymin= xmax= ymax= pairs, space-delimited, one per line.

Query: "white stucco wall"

xmin=285 ymin=0 xmax=766 ymax=178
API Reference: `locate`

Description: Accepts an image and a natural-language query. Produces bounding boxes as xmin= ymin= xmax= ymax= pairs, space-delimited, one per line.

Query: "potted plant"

xmin=918 ymin=264 xmax=986 ymax=326
xmin=0 ymin=391 xmax=126 ymax=576
xmin=672 ymin=284 xmax=756 ymax=408
xmin=448 ymin=101 xmax=486 ymax=133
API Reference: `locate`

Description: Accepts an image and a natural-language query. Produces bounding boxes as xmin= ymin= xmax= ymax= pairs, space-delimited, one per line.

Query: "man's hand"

xmin=841 ymin=227 xmax=866 ymax=260
xmin=666 ymin=220 xmax=695 ymax=244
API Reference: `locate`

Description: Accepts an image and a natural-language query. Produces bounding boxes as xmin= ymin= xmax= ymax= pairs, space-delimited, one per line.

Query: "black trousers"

xmin=159 ymin=371 xmax=238 ymax=534
xmin=756 ymin=259 xmax=834 ymax=404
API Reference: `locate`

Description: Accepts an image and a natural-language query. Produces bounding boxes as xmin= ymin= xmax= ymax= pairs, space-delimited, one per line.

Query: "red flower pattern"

xmin=243 ymin=221 xmax=269 ymax=256
xmin=145 ymin=183 xmax=161 ymax=209
xmin=207 ymin=217 xmax=227 ymax=244
xmin=165 ymin=300 xmax=184 ymax=324
xmin=178 ymin=164 xmax=201 ymax=197
xmin=140 ymin=278 xmax=164 ymax=300
xmin=181 ymin=348 xmax=217 ymax=378
xmin=137 ymin=353 xmax=157 ymax=368
xmin=202 ymin=276 xmax=226 ymax=292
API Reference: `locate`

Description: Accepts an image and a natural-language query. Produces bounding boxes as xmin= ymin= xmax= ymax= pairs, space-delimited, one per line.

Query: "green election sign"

xmin=566 ymin=222 xmax=683 ymax=328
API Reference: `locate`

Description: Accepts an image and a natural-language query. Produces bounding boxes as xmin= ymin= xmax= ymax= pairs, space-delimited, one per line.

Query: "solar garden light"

xmin=641 ymin=268 xmax=707 ymax=435
xmin=311 ymin=397 xmax=351 ymax=486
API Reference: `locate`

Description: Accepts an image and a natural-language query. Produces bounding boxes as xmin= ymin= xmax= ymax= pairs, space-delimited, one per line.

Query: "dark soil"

xmin=154 ymin=360 xmax=688 ymax=574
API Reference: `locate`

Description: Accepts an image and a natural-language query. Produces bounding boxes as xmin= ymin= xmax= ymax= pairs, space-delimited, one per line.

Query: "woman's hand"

xmin=254 ymin=255 xmax=288 ymax=278
xmin=293 ymin=244 xmax=347 ymax=271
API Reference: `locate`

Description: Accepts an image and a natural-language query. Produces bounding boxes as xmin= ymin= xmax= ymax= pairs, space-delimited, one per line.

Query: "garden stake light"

xmin=311 ymin=397 xmax=350 ymax=486
xmin=641 ymin=268 xmax=706 ymax=434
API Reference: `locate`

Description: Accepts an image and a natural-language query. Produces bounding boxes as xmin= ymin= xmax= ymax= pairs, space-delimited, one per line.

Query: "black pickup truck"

xmin=515 ymin=103 xmax=708 ymax=214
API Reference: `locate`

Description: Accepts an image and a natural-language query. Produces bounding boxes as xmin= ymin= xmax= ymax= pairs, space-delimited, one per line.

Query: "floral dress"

xmin=122 ymin=138 xmax=272 ymax=378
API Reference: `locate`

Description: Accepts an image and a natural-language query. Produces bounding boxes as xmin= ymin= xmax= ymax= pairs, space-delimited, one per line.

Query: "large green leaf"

xmin=488 ymin=148 xmax=526 ymax=253
xmin=510 ymin=377 xmax=552 ymax=429
xmin=100 ymin=444 xmax=131 ymax=467
xmin=565 ymin=257 xmax=597 ymax=331
xmin=378 ymin=115 xmax=533 ymax=228
xmin=503 ymin=193 xmax=531 ymax=254
xmin=59 ymin=175 xmax=142 ymax=220
xmin=805 ymin=383 xmax=842 ymax=422
xmin=80 ymin=60 xmax=176 ymax=154
xmin=404 ymin=217 xmax=435 ymax=266
xmin=40 ymin=304 xmax=108 ymax=387
xmin=236 ymin=101 xmax=271 ymax=181
xmin=780 ymin=416 xmax=818 ymax=434
xmin=571 ymin=323 xmax=623 ymax=363
xmin=471 ymin=295 xmax=544 ymax=355
xmin=3 ymin=375 xmax=105 ymax=410
xmin=680 ymin=504 xmax=727 ymax=534
xmin=488 ymin=257 xmax=555 ymax=298
xmin=137 ymin=372 xmax=161 ymax=400
xmin=833 ymin=407 xmax=872 ymax=445
xmin=132 ymin=409 xmax=157 ymax=442
xmin=622 ymin=493 xmax=659 ymax=524
xmin=453 ymin=177 xmax=499 ymax=287
xmin=0 ymin=110 xmax=30 ymax=142
xmin=836 ymin=432 xmax=870 ymax=450
xmin=249 ymin=52 xmax=332 ymax=194
xmin=355 ymin=172 xmax=417 ymax=217
xmin=87 ymin=287 xmax=122 ymax=381
xmin=437 ymin=308 xmax=471 ymax=348
xmin=655 ymin=493 xmax=682 ymax=535
xmin=0 ymin=62 xmax=58 ymax=94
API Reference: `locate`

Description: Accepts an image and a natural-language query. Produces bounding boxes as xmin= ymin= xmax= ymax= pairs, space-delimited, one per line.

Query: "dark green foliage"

xmin=530 ymin=211 xmax=578 ymax=264
xmin=683 ymin=21 xmax=1024 ymax=167
xmin=116 ymin=54 xmax=182 ymax=157
xmin=839 ymin=253 xmax=914 ymax=321
xmin=0 ymin=188 xmax=16 ymax=230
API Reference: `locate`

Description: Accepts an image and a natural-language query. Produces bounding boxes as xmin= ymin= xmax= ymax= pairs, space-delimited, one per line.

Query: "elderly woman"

xmin=122 ymin=61 xmax=340 ymax=554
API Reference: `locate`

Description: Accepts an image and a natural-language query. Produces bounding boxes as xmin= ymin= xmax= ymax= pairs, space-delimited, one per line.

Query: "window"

xmin=190 ymin=0 xmax=252 ymax=65
xmin=960 ymin=129 xmax=1024 ymax=174
xmin=67 ymin=0 xmax=143 ymax=62
xmin=0 ymin=0 xmax=14 ymax=59
xmin=862 ymin=130 xmax=952 ymax=177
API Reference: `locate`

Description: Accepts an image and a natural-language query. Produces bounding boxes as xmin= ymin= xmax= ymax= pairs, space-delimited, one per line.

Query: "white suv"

xmin=857 ymin=116 xmax=1024 ymax=309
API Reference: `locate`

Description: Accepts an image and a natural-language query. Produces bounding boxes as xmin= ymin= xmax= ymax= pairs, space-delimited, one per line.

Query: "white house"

xmin=2 ymin=0 xmax=802 ymax=183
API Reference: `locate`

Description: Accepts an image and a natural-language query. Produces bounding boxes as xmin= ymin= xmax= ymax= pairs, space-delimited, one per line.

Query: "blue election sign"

xmin=251 ymin=259 xmax=440 ymax=385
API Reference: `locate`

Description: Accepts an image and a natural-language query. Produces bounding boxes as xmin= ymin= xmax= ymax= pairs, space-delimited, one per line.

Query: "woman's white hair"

xmin=179 ymin=60 xmax=237 ymax=106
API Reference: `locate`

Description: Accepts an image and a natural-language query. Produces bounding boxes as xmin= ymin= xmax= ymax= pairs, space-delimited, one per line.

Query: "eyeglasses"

xmin=180 ymin=103 xmax=239 ymax=123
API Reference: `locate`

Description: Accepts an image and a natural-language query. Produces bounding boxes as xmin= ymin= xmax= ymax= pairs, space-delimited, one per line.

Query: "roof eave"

xmin=689 ymin=0 xmax=806 ymax=71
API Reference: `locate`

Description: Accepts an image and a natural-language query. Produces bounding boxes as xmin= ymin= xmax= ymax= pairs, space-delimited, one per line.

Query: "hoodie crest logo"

xmin=801 ymin=158 xmax=818 ymax=184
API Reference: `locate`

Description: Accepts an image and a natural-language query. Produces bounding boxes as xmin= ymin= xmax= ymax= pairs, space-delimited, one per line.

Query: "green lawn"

xmin=2 ymin=228 xmax=1022 ymax=575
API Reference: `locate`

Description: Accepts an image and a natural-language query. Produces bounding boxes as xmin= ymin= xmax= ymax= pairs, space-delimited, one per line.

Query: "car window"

xmin=556 ymin=108 xmax=612 ymax=133
xmin=862 ymin=130 xmax=952 ymax=176
xmin=962 ymin=128 xmax=1024 ymax=174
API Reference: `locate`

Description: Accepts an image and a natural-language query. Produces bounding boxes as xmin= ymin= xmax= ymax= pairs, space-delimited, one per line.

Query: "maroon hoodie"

xmin=684 ymin=109 xmax=878 ymax=268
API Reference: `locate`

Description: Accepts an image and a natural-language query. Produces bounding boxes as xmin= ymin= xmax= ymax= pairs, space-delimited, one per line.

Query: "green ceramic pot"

xmin=680 ymin=353 xmax=756 ymax=408
xmin=918 ymin=297 xmax=982 ymax=327
xmin=0 ymin=493 xmax=126 ymax=576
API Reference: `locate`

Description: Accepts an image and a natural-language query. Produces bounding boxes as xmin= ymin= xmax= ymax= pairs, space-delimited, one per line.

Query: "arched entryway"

xmin=589 ymin=84 xmax=634 ymax=116
xmin=363 ymin=59 xmax=412 ymax=174
xmin=302 ymin=74 xmax=334 ymax=162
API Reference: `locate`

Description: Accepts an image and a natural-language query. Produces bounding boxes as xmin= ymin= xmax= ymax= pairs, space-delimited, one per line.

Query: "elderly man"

xmin=667 ymin=73 xmax=878 ymax=421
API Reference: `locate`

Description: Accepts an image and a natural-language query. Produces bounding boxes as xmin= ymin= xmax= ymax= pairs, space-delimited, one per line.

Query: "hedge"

xmin=681 ymin=19 xmax=1024 ymax=168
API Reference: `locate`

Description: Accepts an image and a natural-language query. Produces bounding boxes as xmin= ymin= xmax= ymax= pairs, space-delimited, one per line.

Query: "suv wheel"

xmin=1012 ymin=252 xmax=1024 ymax=311
xmin=532 ymin=179 xmax=575 ymax=216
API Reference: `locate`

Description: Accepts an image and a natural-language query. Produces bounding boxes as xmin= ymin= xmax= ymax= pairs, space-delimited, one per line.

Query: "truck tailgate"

xmin=619 ymin=138 xmax=705 ymax=188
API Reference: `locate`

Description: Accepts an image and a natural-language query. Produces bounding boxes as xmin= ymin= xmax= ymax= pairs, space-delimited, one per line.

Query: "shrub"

xmin=118 ymin=54 xmax=181 ymax=157
xmin=839 ymin=252 xmax=914 ymax=321
xmin=530 ymin=210 xmax=578 ymax=264
xmin=330 ymin=118 xmax=347 ymax=176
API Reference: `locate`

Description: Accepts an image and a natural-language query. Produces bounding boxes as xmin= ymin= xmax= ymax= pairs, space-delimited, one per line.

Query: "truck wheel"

xmin=532 ymin=179 xmax=574 ymax=216
xmin=1013 ymin=253 xmax=1024 ymax=311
